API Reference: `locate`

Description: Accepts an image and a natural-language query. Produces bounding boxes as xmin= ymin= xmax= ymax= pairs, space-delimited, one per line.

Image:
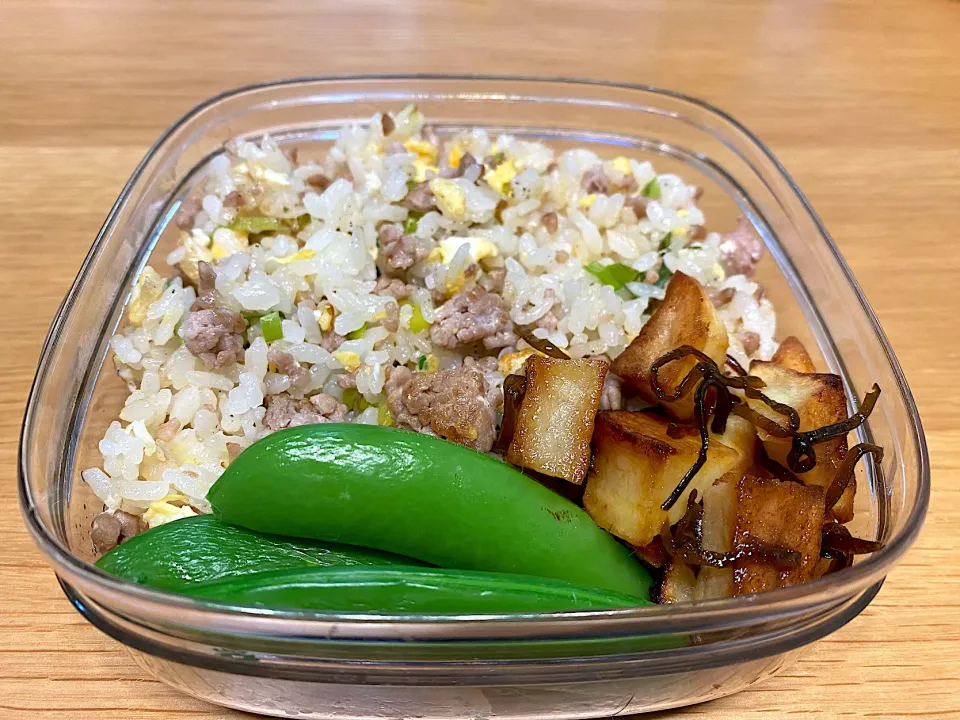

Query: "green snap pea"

xmin=185 ymin=567 xmax=648 ymax=614
xmin=208 ymin=424 xmax=654 ymax=598
xmin=95 ymin=515 xmax=424 ymax=591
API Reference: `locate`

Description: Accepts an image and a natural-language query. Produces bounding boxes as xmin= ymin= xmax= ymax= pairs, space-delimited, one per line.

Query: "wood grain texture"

xmin=1 ymin=0 xmax=959 ymax=717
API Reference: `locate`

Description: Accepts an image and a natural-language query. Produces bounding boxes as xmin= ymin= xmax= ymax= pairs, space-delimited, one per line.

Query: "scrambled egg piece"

xmin=333 ymin=351 xmax=362 ymax=371
xmin=405 ymin=139 xmax=439 ymax=182
xmin=404 ymin=139 xmax=437 ymax=163
xmin=179 ymin=229 xmax=214 ymax=284
xmin=445 ymin=275 xmax=466 ymax=294
xmin=405 ymin=303 xmax=431 ymax=333
xmin=126 ymin=420 xmax=157 ymax=457
xmin=315 ymin=302 xmax=334 ymax=332
xmin=210 ymin=227 xmax=250 ymax=261
xmin=579 ymin=194 xmax=597 ymax=210
xmin=429 ymin=178 xmax=467 ymax=219
xmin=611 ymin=156 xmax=632 ymax=175
xmin=437 ymin=236 xmax=498 ymax=265
xmin=143 ymin=495 xmax=198 ymax=528
xmin=165 ymin=431 xmax=228 ymax=467
xmin=412 ymin=158 xmax=437 ymax=182
xmin=446 ymin=141 xmax=466 ymax=169
xmin=483 ymin=157 xmax=517 ymax=194
xmin=271 ymin=248 xmax=316 ymax=265
xmin=250 ymin=165 xmax=292 ymax=188
xmin=127 ymin=266 xmax=165 ymax=327
xmin=377 ymin=403 xmax=394 ymax=427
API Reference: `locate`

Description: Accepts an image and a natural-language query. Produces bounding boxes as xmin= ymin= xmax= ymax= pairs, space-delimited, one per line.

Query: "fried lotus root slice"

xmin=506 ymin=356 xmax=608 ymax=484
xmin=583 ymin=411 xmax=747 ymax=547
xmin=610 ymin=272 xmax=728 ymax=421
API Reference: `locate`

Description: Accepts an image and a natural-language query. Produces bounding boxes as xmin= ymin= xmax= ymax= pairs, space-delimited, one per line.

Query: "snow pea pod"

xmin=185 ymin=566 xmax=649 ymax=614
xmin=208 ymin=425 xmax=653 ymax=598
xmin=95 ymin=515 xmax=424 ymax=591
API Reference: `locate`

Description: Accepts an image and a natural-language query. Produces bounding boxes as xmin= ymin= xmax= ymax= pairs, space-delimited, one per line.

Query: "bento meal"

xmin=83 ymin=106 xmax=883 ymax=613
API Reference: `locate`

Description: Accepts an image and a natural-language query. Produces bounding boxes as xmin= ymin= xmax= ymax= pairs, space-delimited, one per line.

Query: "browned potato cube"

xmin=610 ymin=272 xmax=729 ymax=421
xmin=713 ymin=415 xmax=758 ymax=466
xmin=506 ymin=356 xmax=607 ymax=484
xmin=733 ymin=474 xmax=825 ymax=595
xmin=632 ymin=538 xmax=670 ymax=569
xmin=694 ymin=475 xmax=737 ymax=600
xmin=659 ymin=561 xmax=697 ymax=604
xmin=583 ymin=411 xmax=747 ymax=546
xmin=747 ymin=361 xmax=853 ymax=522
xmin=701 ymin=476 xmax=737 ymax=553
xmin=771 ymin=336 xmax=816 ymax=374
xmin=694 ymin=567 xmax=734 ymax=601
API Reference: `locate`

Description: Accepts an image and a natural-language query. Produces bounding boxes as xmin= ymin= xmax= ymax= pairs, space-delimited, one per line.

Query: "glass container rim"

xmin=19 ymin=74 xmax=930 ymax=642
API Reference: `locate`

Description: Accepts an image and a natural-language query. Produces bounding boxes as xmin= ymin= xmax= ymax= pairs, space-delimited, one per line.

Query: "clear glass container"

xmin=19 ymin=76 xmax=929 ymax=719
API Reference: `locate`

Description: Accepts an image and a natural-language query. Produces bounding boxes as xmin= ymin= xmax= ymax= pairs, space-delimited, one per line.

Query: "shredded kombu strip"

xmin=787 ymin=384 xmax=881 ymax=472
xmin=731 ymin=402 xmax=795 ymax=438
xmin=649 ymin=346 xmax=882 ymax=512
xmin=516 ymin=325 xmax=570 ymax=360
xmin=661 ymin=492 xmax=802 ymax=571
xmin=725 ymin=354 xmax=748 ymax=377
xmin=823 ymin=442 xmax=884 ymax=510
xmin=658 ymin=380 xmax=712 ymax=512
xmin=650 ymin=346 xmax=799 ymax=510
xmin=757 ymin=444 xmax=804 ymax=485
xmin=818 ymin=521 xmax=883 ymax=577
xmin=494 ymin=373 xmax=527 ymax=452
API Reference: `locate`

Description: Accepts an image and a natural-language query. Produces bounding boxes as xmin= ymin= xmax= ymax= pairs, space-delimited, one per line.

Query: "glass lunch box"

xmin=19 ymin=76 xmax=929 ymax=719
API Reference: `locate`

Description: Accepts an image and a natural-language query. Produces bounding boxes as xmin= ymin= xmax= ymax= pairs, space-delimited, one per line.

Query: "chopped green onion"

xmin=584 ymin=262 xmax=640 ymax=291
xmin=641 ymin=178 xmax=661 ymax=200
xmin=408 ymin=304 xmax=430 ymax=334
xmin=342 ymin=388 xmax=371 ymax=412
xmin=406 ymin=180 xmax=418 ymax=192
xmin=229 ymin=215 xmax=283 ymax=234
xmin=417 ymin=355 xmax=427 ymax=370
xmin=654 ymin=263 xmax=672 ymax=288
xmin=259 ymin=312 xmax=283 ymax=342
xmin=403 ymin=211 xmax=423 ymax=235
xmin=242 ymin=312 xmax=263 ymax=325
xmin=346 ymin=323 xmax=367 ymax=341
xmin=377 ymin=404 xmax=394 ymax=426
xmin=658 ymin=232 xmax=673 ymax=252
xmin=294 ymin=213 xmax=311 ymax=230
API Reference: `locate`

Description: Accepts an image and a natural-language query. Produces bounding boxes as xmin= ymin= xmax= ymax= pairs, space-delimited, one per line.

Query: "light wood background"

xmin=1 ymin=0 xmax=959 ymax=717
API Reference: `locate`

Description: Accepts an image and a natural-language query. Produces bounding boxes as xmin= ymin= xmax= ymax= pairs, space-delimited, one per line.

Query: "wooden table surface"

xmin=2 ymin=0 xmax=959 ymax=717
